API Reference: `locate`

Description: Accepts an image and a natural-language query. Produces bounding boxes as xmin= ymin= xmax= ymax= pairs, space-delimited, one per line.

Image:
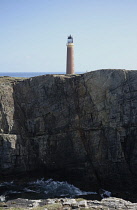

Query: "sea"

xmin=0 ymin=72 xmax=84 ymax=78
xmin=0 ymin=179 xmax=100 ymax=202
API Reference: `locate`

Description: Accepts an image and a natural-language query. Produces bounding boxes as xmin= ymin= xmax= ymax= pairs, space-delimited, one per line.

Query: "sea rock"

xmin=0 ymin=70 xmax=137 ymax=191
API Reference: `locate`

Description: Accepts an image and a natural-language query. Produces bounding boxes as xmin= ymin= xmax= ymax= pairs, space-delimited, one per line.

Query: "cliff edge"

xmin=0 ymin=69 xmax=137 ymax=192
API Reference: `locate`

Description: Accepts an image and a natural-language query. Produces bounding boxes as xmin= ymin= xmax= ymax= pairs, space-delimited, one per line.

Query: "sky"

xmin=0 ymin=0 xmax=137 ymax=73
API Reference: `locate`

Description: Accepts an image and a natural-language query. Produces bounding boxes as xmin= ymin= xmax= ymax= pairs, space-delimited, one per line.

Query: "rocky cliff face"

xmin=0 ymin=70 xmax=137 ymax=192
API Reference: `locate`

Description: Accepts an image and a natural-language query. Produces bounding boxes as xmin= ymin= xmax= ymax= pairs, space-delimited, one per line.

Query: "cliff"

xmin=0 ymin=69 xmax=137 ymax=192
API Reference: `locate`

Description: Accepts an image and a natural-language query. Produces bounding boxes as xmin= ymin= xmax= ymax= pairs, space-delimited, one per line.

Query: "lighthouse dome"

xmin=67 ymin=35 xmax=73 ymax=43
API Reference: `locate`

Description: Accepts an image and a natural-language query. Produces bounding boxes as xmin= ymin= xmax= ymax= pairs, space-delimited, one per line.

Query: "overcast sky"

xmin=0 ymin=0 xmax=137 ymax=73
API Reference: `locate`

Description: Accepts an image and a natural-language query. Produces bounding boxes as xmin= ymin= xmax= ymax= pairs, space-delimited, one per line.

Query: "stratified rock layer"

xmin=0 ymin=70 xmax=137 ymax=191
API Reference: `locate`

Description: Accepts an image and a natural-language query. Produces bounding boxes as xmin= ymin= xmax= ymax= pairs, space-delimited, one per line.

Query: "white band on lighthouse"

xmin=67 ymin=43 xmax=74 ymax=47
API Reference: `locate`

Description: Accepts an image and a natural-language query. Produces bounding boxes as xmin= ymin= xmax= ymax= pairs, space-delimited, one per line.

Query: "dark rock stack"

xmin=0 ymin=70 xmax=137 ymax=192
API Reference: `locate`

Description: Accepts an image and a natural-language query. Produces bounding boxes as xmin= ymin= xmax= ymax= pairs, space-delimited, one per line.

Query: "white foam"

xmin=0 ymin=181 xmax=14 ymax=187
xmin=29 ymin=178 xmax=97 ymax=197
xmin=0 ymin=195 xmax=6 ymax=202
xmin=23 ymin=188 xmax=38 ymax=193
xmin=6 ymin=190 xmax=21 ymax=194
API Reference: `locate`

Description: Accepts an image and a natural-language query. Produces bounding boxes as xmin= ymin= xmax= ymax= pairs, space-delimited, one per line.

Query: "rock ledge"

xmin=0 ymin=197 xmax=137 ymax=209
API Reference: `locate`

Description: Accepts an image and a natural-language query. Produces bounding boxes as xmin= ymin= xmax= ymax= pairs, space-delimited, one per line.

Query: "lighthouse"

xmin=66 ymin=35 xmax=74 ymax=74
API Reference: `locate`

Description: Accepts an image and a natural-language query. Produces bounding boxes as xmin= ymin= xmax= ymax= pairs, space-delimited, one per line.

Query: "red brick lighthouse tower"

xmin=66 ymin=35 xmax=74 ymax=74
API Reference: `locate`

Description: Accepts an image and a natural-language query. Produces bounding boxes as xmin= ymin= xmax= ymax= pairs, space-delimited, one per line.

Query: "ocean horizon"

xmin=0 ymin=72 xmax=85 ymax=78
